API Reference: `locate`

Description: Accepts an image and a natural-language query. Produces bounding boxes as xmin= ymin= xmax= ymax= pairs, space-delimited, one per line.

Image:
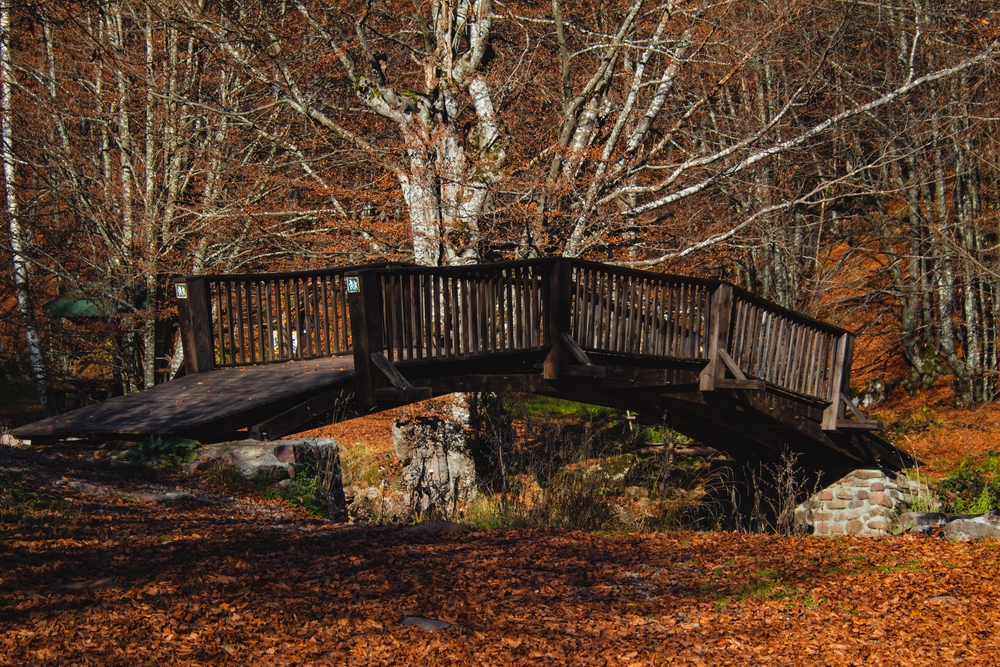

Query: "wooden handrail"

xmin=175 ymin=269 xmax=356 ymax=368
xmin=567 ymin=261 xmax=713 ymax=360
xmin=175 ymin=258 xmax=854 ymax=405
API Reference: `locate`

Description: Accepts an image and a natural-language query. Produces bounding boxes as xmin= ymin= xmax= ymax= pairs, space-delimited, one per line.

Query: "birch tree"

xmin=173 ymin=1 xmax=998 ymax=268
xmin=1 ymin=1 xmax=55 ymax=415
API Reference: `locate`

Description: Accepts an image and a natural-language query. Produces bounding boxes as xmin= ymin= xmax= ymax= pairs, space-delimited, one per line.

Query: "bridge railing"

xmin=568 ymin=260 xmax=712 ymax=360
xmin=378 ymin=261 xmax=547 ymax=363
xmin=176 ymin=258 xmax=853 ymax=410
xmin=174 ymin=268 xmax=361 ymax=371
xmin=727 ymin=291 xmax=845 ymax=401
xmin=565 ymin=260 xmax=850 ymax=403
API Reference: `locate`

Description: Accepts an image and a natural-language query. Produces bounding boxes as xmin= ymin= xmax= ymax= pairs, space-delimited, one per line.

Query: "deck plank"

xmin=14 ymin=356 xmax=355 ymax=441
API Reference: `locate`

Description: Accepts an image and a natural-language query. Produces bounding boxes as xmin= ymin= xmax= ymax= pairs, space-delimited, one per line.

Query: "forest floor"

xmin=3 ymin=382 xmax=1000 ymax=665
xmin=2 ymin=436 xmax=1000 ymax=665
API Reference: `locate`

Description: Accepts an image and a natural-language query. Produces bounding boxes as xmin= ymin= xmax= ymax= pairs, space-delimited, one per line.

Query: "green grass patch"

xmin=509 ymin=395 xmax=617 ymax=422
xmin=263 ymin=477 xmax=326 ymax=516
xmin=0 ymin=471 xmax=72 ymax=527
xmin=875 ymin=559 xmax=922 ymax=574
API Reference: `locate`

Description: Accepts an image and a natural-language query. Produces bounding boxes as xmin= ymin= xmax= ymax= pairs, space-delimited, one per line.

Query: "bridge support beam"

xmin=174 ymin=276 xmax=215 ymax=375
xmin=822 ymin=333 xmax=854 ymax=430
xmin=699 ymin=284 xmax=733 ymax=391
xmin=543 ymin=259 xmax=572 ymax=381
xmin=346 ymin=269 xmax=386 ymax=407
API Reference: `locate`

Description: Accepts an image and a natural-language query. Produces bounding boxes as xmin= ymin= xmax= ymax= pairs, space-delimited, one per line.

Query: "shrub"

xmin=935 ymin=452 xmax=1000 ymax=514
xmin=118 ymin=436 xmax=199 ymax=467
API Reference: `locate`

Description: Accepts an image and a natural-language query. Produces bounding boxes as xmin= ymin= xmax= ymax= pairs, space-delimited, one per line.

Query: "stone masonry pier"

xmin=797 ymin=469 xmax=933 ymax=536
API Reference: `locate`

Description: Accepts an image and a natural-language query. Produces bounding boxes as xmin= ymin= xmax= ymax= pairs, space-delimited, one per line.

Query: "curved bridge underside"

xmin=16 ymin=259 xmax=914 ymax=478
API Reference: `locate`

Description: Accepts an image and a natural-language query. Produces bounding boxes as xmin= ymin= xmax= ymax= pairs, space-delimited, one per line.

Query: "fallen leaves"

xmin=3 ymin=448 xmax=1000 ymax=665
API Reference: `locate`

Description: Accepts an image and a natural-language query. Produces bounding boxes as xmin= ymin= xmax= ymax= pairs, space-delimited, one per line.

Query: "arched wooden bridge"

xmin=15 ymin=258 xmax=913 ymax=475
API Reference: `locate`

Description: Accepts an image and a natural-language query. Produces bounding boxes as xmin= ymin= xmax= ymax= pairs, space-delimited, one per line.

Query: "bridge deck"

xmin=15 ymin=356 xmax=355 ymax=443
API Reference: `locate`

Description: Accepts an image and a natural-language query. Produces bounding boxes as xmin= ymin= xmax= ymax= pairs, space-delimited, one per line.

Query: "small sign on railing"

xmin=175 ymin=283 xmax=188 ymax=299
xmin=346 ymin=276 xmax=360 ymax=293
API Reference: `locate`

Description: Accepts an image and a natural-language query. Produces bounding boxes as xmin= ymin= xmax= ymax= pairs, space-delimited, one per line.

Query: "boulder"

xmin=290 ymin=440 xmax=346 ymax=516
xmin=178 ymin=460 xmax=211 ymax=474
xmin=944 ymin=517 xmax=1000 ymax=541
xmin=898 ymin=512 xmax=947 ymax=533
xmin=348 ymin=487 xmax=412 ymax=523
xmin=197 ymin=438 xmax=346 ymax=515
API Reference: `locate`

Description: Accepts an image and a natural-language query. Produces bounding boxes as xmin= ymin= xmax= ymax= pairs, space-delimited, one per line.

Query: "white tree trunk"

xmin=1 ymin=5 xmax=56 ymax=416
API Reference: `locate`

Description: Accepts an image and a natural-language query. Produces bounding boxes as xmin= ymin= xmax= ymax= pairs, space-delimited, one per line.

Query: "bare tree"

xmin=1 ymin=2 xmax=55 ymax=414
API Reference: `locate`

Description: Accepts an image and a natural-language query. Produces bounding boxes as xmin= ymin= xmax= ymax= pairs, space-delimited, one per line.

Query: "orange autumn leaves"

xmin=2 ymin=446 xmax=1000 ymax=666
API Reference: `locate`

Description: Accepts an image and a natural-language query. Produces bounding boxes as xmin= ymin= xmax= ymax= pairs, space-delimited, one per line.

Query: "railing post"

xmin=822 ymin=332 xmax=854 ymax=430
xmin=543 ymin=258 xmax=572 ymax=380
xmin=174 ymin=276 xmax=215 ymax=375
xmin=699 ymin=284 xmax=734 ymax=391
xmin=346 ymin=268 xmax=385 ymax=407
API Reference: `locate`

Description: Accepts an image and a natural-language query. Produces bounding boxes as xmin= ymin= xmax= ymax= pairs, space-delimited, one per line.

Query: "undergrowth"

xmin=207 ymin=463 xmax=333 ymax=517
xmin=933 ymin=452 xmax=1000 ymax=514
xmin=340 ymin=442 xmax=398 ymax=488
xmin=263 ymin=476 xmax=326 ymax=516
xmin=206 ymin=463 xmax=274 ymax=494
xmin=459 ymin=394 xmax=723 ymax=532
xmin=0 ymin=470 xmax=72 ymax=527
xmin=118 ymin=436 xmax=199 ymax=467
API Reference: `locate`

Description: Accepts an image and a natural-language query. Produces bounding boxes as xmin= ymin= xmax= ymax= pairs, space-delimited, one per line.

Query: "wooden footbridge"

xmin=15 ymin=258 xmax=913 ymax=475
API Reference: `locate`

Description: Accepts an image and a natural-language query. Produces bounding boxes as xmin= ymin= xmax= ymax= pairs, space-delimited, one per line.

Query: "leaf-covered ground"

xmin=2 ymin=446 xmax=1000 ymax=666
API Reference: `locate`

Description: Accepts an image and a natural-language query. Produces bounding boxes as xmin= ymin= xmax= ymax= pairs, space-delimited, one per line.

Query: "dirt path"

xmin=2 ymin=446 xmax=999 ymax=666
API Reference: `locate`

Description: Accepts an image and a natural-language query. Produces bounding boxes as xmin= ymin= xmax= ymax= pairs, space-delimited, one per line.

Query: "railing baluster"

xmin=223 ymin=281 xmax=235 ymax=366
xmin=263 ymin=282 xmax=272 ymax=362
xmin=422 ymin=273 xmax=433 ymax=359
xmin=286 ymin=279 xmax=296 ymax=359
xmin=328 ymin=276 xmax=338 ymax=356
xmin=302 ymin=279 xmax=313 ymax=358
xmin=793 ymin=324 xmax=807 ymax=392
xmin=403 ymin=274 xmax=414 ymax=361
xmin=212 ymin=281 xmax=223 ymax=366
xmin=627 ymin=277 xmax=639 ymax=354
xmin=233 ymin=281 xmax=244 ymax=364
xmin=313 ymin=278 xmax=322 ymax=357
xmin=395 ymin=276 xmax=406 ymax=361
xmin=448 ymin=275 xmax=458 ymax=357
xmin=489 ymin=272 xmax=499 ymax=352
xmin=320 ymin=276 xmax=330 ymax=357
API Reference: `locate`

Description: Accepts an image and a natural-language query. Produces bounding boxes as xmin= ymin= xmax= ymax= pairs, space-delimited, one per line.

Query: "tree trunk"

xmin=1 ymin=5 xmax=56 ymax=416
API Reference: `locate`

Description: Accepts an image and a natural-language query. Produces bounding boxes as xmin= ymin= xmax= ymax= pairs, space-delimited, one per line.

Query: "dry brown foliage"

xmin=3 ymin=446 xmax=1000 ymax=665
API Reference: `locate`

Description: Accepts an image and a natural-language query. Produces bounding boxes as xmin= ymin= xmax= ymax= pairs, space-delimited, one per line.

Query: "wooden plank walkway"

xmin=15 ymin=356 xmax=355 ymax=443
